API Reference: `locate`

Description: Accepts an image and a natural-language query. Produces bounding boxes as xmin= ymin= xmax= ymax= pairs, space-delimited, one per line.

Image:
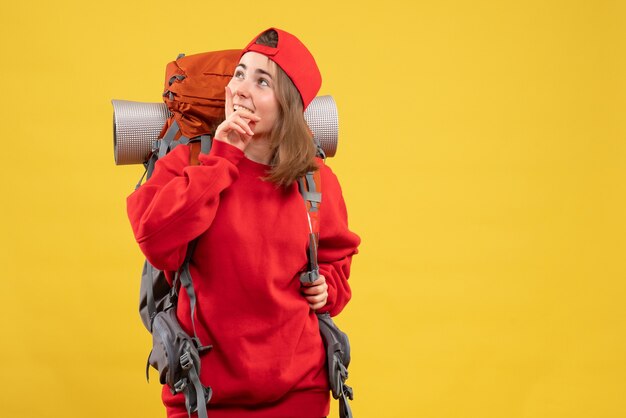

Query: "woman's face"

xmin=227 ymin=52 xmax=280 ymax=138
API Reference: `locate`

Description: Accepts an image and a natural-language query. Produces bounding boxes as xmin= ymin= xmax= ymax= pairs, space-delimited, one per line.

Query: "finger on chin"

xmin=224 ymin=86 xmax=233 ymax=118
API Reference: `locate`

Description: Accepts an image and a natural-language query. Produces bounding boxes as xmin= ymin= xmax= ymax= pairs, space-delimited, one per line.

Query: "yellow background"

xmin=1 ymin=0 xmax=625 ymax=417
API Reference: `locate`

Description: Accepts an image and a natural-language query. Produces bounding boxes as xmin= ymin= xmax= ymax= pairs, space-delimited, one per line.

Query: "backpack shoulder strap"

xmin=298 ymin=164 xmax=354 ymax=418
xmin=298 ymin=169 xmax=322 ymax=284
xmin=188 ymin=135 xmax=213 ymax=166
xmin=138 ymin=124 xmax=213 ymax=189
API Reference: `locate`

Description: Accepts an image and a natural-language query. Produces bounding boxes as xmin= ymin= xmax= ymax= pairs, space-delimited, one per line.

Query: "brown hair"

xmin=255 ymin=29 xmax=318 ymax=186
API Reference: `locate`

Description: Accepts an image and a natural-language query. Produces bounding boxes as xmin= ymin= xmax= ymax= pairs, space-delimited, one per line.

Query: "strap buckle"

xmin=343 ymin=383 xmax=354 ymax=401
xmin=173 ymin=377 xmax=188 ymax=393
xmin=180 ymin=351 xmax=192 ymax=371
xmin=300 ymin=268 xmax=320 ymax=284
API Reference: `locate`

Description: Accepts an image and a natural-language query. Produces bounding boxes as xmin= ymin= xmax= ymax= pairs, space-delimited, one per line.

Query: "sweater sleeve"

xmin=126 ymin=140 xmax=244 ymax=271
xmin=316 ymin=163 xmax=361 ymax=317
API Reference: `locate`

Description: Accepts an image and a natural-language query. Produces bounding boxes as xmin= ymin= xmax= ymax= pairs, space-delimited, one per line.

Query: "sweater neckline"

xmin=239 ymin=155 xmax=272 ymax=176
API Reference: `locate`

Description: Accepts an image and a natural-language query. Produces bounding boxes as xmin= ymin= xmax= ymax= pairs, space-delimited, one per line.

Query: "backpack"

xmin=131 ymin=50 xmax=353 ymax=418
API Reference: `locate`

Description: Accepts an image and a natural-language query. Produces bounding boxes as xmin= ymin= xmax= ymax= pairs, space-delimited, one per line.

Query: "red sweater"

xmin=127 ymin=140 xmax=360 ymax=418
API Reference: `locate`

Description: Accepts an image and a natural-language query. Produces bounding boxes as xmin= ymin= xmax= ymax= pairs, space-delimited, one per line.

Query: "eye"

xmin=234 ymin=69 xmax=245 ymax=79
xmin=258 ymin=78 xmax=269 ymax=87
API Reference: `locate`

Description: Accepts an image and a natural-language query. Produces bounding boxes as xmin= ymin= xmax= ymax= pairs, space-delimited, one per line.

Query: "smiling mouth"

xmin=233 ymin=104 xmax=255 ymax=113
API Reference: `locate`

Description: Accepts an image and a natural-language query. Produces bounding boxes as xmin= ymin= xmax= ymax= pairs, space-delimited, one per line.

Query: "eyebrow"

xmin=236 ymin=63 xmax=273 ymax=79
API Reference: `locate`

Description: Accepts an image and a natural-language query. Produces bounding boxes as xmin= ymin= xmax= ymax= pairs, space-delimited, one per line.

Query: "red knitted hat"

xmin=242 ymin=28 xmax=322 ymax=109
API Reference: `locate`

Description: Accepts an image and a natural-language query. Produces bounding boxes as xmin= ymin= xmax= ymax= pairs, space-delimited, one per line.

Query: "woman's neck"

xmin=244 ymin=136 xmax=273 ymax=165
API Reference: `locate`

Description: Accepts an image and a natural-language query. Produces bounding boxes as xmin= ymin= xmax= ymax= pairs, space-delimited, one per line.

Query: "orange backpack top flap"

xmin=163 ymin=49 xmax=241 ymax=139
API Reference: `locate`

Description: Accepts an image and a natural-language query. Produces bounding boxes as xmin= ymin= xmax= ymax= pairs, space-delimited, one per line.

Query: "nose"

xmin=231 ymin=78 xmax=251 ymax=98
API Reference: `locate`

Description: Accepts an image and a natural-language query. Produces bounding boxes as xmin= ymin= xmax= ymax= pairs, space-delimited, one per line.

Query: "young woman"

xmin=127 ymin=28 xmax=360 ymax=418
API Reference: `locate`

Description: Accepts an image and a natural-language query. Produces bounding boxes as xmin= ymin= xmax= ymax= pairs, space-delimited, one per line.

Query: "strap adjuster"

xmin=300 ymin=268 xmax=320 ymax=284
xmin=180 ymin=351 xmax=192 ymax=371
xmin=343 ymin=384 xmax=354 ymax=401
xmin=173 ymin=377 xmax=188 ymax=393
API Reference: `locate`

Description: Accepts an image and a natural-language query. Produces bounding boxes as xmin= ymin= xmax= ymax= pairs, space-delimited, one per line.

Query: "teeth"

xmin=234 ymin=104 xmax=254 ymax=113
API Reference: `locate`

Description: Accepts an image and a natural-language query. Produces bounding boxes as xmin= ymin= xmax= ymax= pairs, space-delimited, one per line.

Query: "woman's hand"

xmin=214 ymin=86 xmax=261 ymax=151
xmin=300 ymin=275 xmax=328 ymax=311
